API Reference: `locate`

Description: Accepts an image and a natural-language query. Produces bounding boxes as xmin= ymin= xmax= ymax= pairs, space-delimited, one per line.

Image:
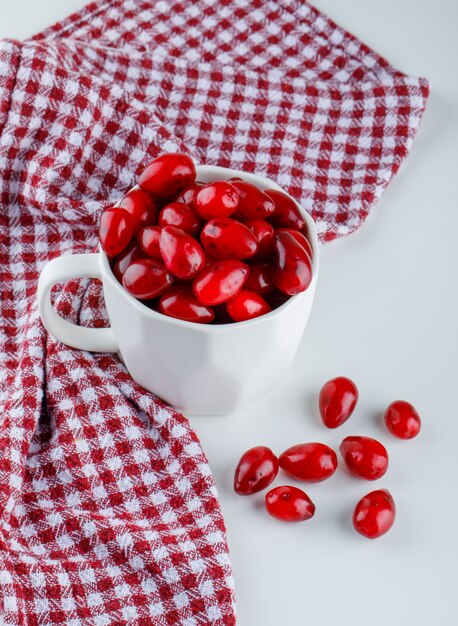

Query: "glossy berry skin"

xmin=265 ymin=189 xmax=306 ymax=230
xmin=138 ymin=153 xmax=196 ymax=197
xmin=279 ymin=442 xmax=338 ymax=482
xmin=195 ymin=181 xmax=239 ymax=220
xmin=200 ymin=218 xmax=258 ymax=260
xmin=159 ymin=286 xmax=214 ymax=324
xmin=226 ymin=290 xmax=271 ymax=322
xmin=245 ymin=263 xmax=275 ymax=296
xmin=339 ymin=436 xmax=389 ymax=480
xmin=353 ymin=489 xmax=396 ymax=539
xmin=231 ymin=181 xmax=275 ymax=220
xmin=122 ymin=258 xmax=173 ymax=299
xmin=159 ymin=226 xmax=205 ymax=279
xmin=319 ymin=376 xmax=359 ymax=428
xmin=175 ymin=182 xmax=204 ymax=209
xmin=384 ymin=401 xmax=421 ymax=439
xmin=193 ymin=260 xmax=249 ymax=305
xmin=276 ymin=227 xmax=313 ymax=260
xmin=271 ymin=231 xmax=312 ymax=295
xmin=159 ymin=202 xmax=201 ymax=236
xmin=118 ymin=188 xmax=158 ymax=233
xmin=138 ymin=225 xmax=162 ymax=259
xmin=99 ymin=207 xmax=134 ymax=258
xmin=244 ymin=219 xmax=274 ymax=257
xmin=234 ymin=446 xmax=279 ymax=495
xmin=265 ymin=486 xmax=315 ymax=522
xmin=112 ymin=241 xmax=145 ymax=282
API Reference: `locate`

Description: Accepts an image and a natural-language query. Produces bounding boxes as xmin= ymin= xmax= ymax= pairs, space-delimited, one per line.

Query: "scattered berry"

xmin=353 ymin=489 xmax=396 ymax=539
xmin=265 ymin=486 xmax=315 ymax=522
xmin=234 ymin=446 xmax=279 ymax=495
xmin=319 ymin=376 xmax=358 ymax=428
xmin=384 ymin=401 xmax=421 ymax=439
xmin=279 ymin=442 xmax=338 ymax=482
xmin=339 ymin=436 xmax=388 ymax=480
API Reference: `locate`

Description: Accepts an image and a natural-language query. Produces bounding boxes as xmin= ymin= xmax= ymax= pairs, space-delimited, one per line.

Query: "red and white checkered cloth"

xmin=0 ymin=1 xmax=428 ymax=624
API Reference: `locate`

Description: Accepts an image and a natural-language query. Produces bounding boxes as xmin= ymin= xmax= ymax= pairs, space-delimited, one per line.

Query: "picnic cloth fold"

xmin=0 ymin=1 xmax=428 ymax=624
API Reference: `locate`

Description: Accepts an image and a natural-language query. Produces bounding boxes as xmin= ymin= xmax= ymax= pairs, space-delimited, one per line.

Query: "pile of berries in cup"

xmin=234 ymin=377 xmax=421 ymax=539
xmin=99 ymin=153 xmax=313 ymax=323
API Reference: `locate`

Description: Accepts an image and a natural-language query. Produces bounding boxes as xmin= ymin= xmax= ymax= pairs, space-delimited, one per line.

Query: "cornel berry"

xmin=279 ymin=442 xmax=338 ymax=482
xmin=138 ymin=152 xmax=196 ymax=197
xmin=234 ymin=446 xmax=279 ymax=495
xmin=353 ymin=489 xmax=396 ymax=539
xmin=339 ymin=436 xmax=389 ymax=480
xmin=319 ymin=376 xmax=359 ymax=428
xmin=384 ymin=400 xmax=421 ymax=439
xmin=99 ymin=152 xmax=314 ymax=324
xmin=159 ymin=286 xmax=214 ymax=324
xmin=265 ymin=486 xmax=315 ymax=522
xmin=99 ymin=208 xmax=134 ymax=258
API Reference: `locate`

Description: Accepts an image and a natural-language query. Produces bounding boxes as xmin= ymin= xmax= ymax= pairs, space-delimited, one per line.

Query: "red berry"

xmin=138 ymin=225 xmax=162 ymax=259
xmin=159 ymin=286 xmax=214 ymax=324
xmin=159 ymin=202 xmax=201 ymax=236
xmin=231 ymin=181 xmax=275 ymax=219
xmin=159 ymin=226 xmax=205 ymax=280
xmin=265 ymin=189 xmax=306 ymax=230
xmin=279 ymin=443 xmax=338 ymax=482
xmin=319 ymin=377 xmax=358 ymax=428
xmin=244 ymin=219 xmax=275 ymax=257
xmin=138 ymin=153 xmax=196 ymax=197
xmin=200 ymin=218 xmax=258 ymax=260
xmin=271 ymin=231 xmax=312 ymax=295
xmin=112 ymin=241 xmax=145 ymax=282
xmin=275 ymin=227 xmax=313 ymax=259
xmin=99 ymin=207 xmax=134 ymax=257
xmin=195 ymin=181 xmax=239 ymax=220
xmin=384 ymin=401 xmax=421 ymax=439
xmin=122 ymin=258 xmax=173 ymax=299
xmin=353 ymin=489 xmax=396 ymax=539
xmin=226 ymin=290 xmax=271 ymax=322
xmin=234 ymin=446 xmax=279 ymax=495
xmin=245 ymin=263 xmax=275 ymax=296
xmin=265 ymin=486 xmax=315 ymax=522
xmin=175 ymin=182 xmax=204 ymax=209
xmin=193 ymin=260 xmax=249 ymax=305
xmin=118 ymin=188 xmax=158 ymax=233
xmin=339 ymin=436 xmax=389 ymax=480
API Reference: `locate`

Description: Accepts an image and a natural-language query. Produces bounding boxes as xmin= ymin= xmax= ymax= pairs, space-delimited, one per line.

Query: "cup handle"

xmin=37 ymin=253 xmax=118 ymax=353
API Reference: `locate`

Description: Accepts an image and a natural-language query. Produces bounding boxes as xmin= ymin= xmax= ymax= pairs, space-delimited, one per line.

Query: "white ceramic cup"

xmin=37 ymin=165 xmax=319 ymax=415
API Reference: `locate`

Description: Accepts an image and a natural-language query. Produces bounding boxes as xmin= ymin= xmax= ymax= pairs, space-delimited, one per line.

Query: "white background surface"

xmin=1 ymin=1 xmax=457 ymax=625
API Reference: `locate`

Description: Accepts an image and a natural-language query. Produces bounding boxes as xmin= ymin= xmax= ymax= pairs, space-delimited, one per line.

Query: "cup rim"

xmin=102 ymin=164 xmax=319 ymax=332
